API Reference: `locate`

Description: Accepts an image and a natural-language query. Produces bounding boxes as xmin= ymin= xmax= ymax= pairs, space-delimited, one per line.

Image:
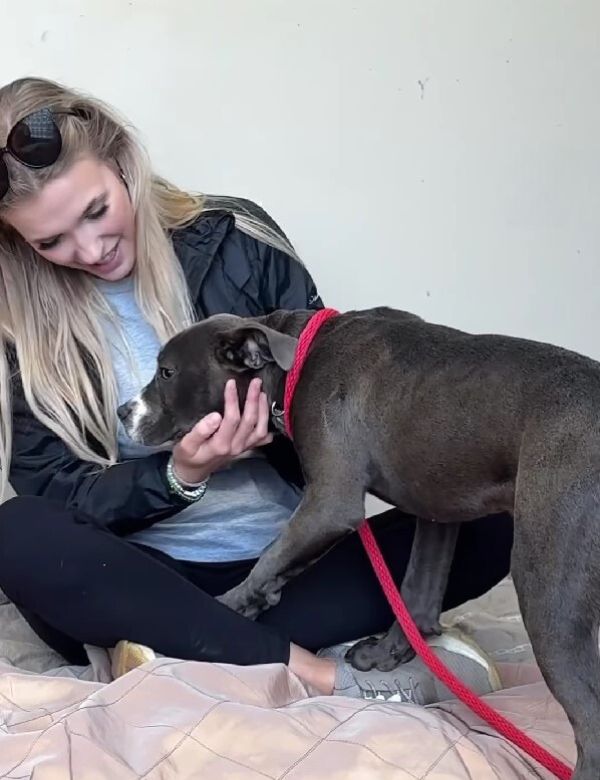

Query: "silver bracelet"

xmin=166 ymin=457 xmax=208 ymax=503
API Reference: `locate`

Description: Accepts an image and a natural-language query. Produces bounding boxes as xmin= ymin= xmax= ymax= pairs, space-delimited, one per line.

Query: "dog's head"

xmin=117 ymin=314 xmax=299 ymax=446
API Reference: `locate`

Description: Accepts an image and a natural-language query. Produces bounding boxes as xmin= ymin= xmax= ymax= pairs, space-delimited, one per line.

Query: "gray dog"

xmin=119 ymin=307 xmax=600 ymax=779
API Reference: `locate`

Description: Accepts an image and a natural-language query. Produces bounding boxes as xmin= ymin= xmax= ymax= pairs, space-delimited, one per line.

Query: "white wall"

xmin=3 ymin=0 xmax=599 ymax=356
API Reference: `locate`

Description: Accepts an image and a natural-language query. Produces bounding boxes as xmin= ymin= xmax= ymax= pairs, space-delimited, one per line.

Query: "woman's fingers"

xmin=246 ymin=391 xmax=272 ymax=447
xmin=230 ymin=378 xmax=263 ymax=453
xmin=176 ymin=379 xmax=273 ymax=467
xmin=204 ymin=379 xmax=241 ymax=457
xmin=176 ymin=412 xmax=222 ymax=458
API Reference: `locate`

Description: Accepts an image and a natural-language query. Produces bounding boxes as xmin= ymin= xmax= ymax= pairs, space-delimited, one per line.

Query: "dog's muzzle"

xmin=117 ymin=395 xmax=148 ymax=440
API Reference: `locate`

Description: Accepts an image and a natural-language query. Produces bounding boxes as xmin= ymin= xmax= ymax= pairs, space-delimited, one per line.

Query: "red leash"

xmin=283 ymin=307 xmax=573 ymax=780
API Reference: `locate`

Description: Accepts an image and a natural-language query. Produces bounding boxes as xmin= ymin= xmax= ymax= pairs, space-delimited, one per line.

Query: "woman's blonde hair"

xmin=0 ymin=77 xmax=297 ymax=499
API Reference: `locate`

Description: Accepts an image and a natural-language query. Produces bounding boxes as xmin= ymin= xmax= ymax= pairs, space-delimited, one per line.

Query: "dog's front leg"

xmin=217 ymin=484 xmax=364 ymax=618
xmin=346 ymin=519 xmax=460 ymax=672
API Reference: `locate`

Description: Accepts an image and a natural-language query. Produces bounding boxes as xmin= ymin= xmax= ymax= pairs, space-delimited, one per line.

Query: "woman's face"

xmin=3 ymin=156 xmax=136 ymax=282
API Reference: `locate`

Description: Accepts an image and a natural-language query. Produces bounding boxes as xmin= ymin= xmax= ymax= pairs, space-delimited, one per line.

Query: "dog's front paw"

xmin=345 ymin=635 xmax=414 ymax=672
xmin=216 ymin=586 xmax=259 ymax=618
xmin=217 ymin=581 xmax=282 ymax=619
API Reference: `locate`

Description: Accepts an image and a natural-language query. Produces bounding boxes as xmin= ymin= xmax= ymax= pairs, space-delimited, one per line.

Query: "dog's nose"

xmin=117 ymin=401 xmax=134 ymax=422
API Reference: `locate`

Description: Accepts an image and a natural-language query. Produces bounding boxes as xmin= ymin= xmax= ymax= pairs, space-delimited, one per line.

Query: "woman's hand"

xmin=171 ymin=378 xmax=273 ymax=485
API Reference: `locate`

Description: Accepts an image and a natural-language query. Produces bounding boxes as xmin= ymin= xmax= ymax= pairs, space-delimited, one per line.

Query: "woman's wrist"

xmin=170 ymin=458 xmax=212 ymax=487
xmin=166 ymin=457 xmax=210 ymax=503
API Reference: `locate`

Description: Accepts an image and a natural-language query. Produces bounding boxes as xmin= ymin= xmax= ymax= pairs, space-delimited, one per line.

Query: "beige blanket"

xmin=0 ymin=579 xmax=576 ymax=778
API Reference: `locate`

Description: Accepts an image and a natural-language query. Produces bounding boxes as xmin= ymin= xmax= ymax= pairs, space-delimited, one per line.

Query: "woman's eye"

xmin=87 ymin=204 xmax=109 ymax=221
xmin=38 ymin=236 xmax=62 ymax=251
xmin=160 ymin=367 xmax=175 ymax=380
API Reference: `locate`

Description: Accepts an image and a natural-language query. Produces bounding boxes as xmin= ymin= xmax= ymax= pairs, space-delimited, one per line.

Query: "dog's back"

xmin=291 ymin=306 xmax=600 ymax=521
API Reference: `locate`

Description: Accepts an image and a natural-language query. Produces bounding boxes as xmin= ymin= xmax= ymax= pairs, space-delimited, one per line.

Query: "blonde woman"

xmin=0 ymin=77 xmax=512 ymax=700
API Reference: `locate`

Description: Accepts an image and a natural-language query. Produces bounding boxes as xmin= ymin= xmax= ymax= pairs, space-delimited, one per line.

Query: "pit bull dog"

xmin=118 ymin=308 xmax=600 ymax=779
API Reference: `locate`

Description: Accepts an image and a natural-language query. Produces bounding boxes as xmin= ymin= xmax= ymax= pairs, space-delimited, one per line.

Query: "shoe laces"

xmin=360 ymin=675 xmax=420 ymax=703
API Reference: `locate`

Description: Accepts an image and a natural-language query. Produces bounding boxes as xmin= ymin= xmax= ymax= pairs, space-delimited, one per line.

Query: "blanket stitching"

xmin=327 ymin=737 xmax=418 ymax=774
xmin=451 ymin=738 xmax=516 ymax=779
xmin=213 ymin=664 xmax=278 ymax=698
xmin=64 ymin=720 xmax=74 ymax=780
xmin=269 ymin=708 xmax=335 ymax=740
xmin=151 ymin=665 xmax=329 ymax=741
xmin=428 ymin=734 xmax=474 ymax=779
xmin=419 ymin=730 xmax=469 ymax=778
xmin=3 ymin=664 xmax=159 ymax=730
xmin=277 ymin=701 xmax=376 ymax=779
xmin=65 ymin=726 xmax=140 ymax=777
xmin=155 ymin=726 xmax=277 ymax=779
xmin=151 ymin=668 xmax=359 ymax=748
xmin=74 ymin=699 xmax=279 ymax=778
xmin=0 ymin=687 xmax=54 ymax=720
xmin=0 ymin=666 xmax=163 ymax=777
xmin=139 ymin=700 xmax=276 ymax=780
xmin=137 ymin=700 xmax=224 ymax=779
xmin=152 ymin=664 xmax=257 ymax=705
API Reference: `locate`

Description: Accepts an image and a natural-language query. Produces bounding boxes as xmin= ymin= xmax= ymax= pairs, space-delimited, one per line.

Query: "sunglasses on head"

xmin=0 ymin=107 xmax=82 ymax=201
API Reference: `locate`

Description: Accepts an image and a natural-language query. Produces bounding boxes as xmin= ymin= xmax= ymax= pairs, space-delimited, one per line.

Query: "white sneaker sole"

xmin=428 ymin=628 xmax=503 ymax=693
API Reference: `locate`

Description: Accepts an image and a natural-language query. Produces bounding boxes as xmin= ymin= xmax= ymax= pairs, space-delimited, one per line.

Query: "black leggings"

xmin=0 ymin=496 xmax=514 ymax=667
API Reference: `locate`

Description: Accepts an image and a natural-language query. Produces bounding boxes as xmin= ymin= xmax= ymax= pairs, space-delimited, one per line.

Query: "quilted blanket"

xmin=0 ymin=657 xmax=576 ymax=779
xmin=0 ymin=578 xmax=577 ymax=779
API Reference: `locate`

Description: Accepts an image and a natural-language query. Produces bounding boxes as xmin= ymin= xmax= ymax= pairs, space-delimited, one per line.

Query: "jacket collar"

xmin=170 ymin=210 xmax=235 ymax=299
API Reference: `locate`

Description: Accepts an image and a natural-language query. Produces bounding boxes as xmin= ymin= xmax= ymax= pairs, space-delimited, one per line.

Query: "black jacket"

xmin=9 ymin=204 xmax=323 ymax=535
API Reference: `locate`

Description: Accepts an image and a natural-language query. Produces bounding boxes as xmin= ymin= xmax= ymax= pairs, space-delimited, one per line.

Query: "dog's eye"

xmin=160 ymin=367 xmax=176 ymax=380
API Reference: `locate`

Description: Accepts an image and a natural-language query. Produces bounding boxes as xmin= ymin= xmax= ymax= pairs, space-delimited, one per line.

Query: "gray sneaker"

xmin=320 ymin=629 xmax=502 ymax=704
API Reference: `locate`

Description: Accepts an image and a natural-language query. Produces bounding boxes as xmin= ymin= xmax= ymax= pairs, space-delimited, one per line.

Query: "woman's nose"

xmin=75 ymin=244 xmax=103 ymax=266
xmin=74 ymin=231 xmax=104 ymax=266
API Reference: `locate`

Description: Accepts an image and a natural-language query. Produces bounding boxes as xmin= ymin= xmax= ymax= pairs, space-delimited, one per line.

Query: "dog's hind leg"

xmin=512 ymin=480 xmax=600 ymax=780
xmin=345 ymin=519 xmax=460 ymax=672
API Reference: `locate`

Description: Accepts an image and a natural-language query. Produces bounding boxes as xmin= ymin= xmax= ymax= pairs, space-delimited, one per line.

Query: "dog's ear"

xmin=216 ymin=324 xmax=298 ymax=372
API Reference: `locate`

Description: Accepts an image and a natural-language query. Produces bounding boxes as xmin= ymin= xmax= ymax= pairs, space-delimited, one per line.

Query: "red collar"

xmin=283 ymin=308 xmax=340 ymax=439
